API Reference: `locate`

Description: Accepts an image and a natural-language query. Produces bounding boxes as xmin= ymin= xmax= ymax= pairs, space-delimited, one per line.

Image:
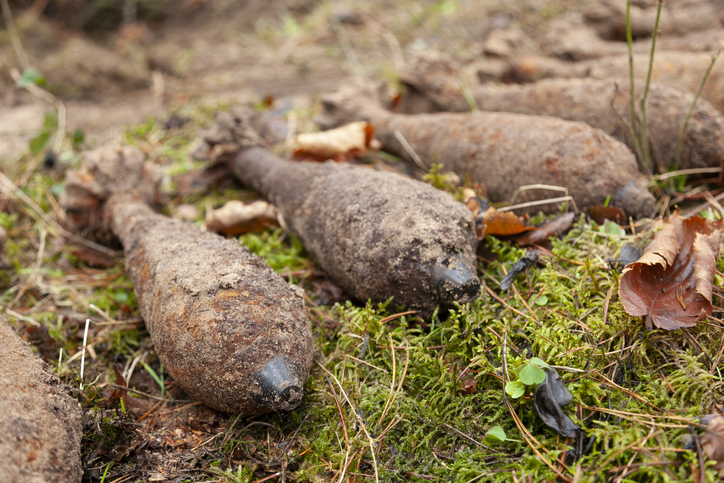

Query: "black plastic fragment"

xmin=534 ymin=367 xmax=581 ymax=439
xmin=43 ymin=150 xmax=57 ymax=169
xmin=619 ymin=243 xmax=642 ymax=267
xmin=500 ymin=250 xmax=538 ymax=291
xmin=608 ymin=243 xmax=642 ymax=271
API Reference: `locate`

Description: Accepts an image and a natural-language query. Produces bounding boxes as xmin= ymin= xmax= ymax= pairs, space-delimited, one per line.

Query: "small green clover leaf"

xmin=484 ymin=425 xmax=507 ymax=444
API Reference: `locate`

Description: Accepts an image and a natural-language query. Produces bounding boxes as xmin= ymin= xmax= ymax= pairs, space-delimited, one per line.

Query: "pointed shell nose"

xmin=253 ymin=356 xmax=305 ymax=412
xmin=431 ymin=252 xmax=481 ymax=304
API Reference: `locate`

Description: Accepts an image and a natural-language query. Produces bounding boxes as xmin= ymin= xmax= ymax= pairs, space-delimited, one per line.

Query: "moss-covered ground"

xmin=1 ymin=104 xmax=723 ymax=483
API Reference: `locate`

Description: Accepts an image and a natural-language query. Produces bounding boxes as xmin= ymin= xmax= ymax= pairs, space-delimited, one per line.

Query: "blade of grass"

xmin=674 ymin=48 xmax=721 ymax=169
xmin=625 ymin=0 xmax=645 ymax=168
xmin=638 ymin=0 xmax=664 ymax=174
xmin=140 ymin=361 xmax=165 ymax=397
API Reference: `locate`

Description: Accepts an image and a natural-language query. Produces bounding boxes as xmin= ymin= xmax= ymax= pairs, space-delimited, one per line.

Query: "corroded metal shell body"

xmin=0 ymin=314 xmax=83 ymax=482
xmin=228 ymin=147 xmax=480 ymax=318
xmin=318 ymin=85 xmax=655 ymax=218
xmin=60 ymin=146 xmax=313 ymax=415
xmin=396 ymin=57 xmax=724 ymax=172
xmin=107 ymin=193 xmax=313 ymax=414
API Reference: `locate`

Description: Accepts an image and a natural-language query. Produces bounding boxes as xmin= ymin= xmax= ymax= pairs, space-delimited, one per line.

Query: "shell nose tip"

xmin=254 ymin=356 xmax=304 ymax=411
xmin=431 ymin=253 xmax=481 ymax=304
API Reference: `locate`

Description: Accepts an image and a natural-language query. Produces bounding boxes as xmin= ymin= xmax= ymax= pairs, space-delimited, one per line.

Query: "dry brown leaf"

xmin=586 ymin=205 xmax=626 ymax=225
xmin=462 ymin=187 xmax=487 ymax=240
xmin=619 ymin=212 xmax=724 ymax=329
xmin=702 ymin=415 xmax=724 ymax=477
xmin=483 ymin=207 xmax=535 ymax=236
xmin=206 ymin=200 xmax=280 ymax=235
xmin=293 ymin=121 xmax=381 ymax=161
xmin=515 ymin=212 xmax=576 ymax=247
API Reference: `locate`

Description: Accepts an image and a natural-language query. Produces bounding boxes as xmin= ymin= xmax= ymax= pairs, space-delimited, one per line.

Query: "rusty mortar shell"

xmin=61 ymin=146 xmax=313 ymax=414
xmin=0 ymin=313 xmax=83 ymax=482
xmin=317 ymin=82 xmax=656 ymax=219
xmin=395 ymin=56 xmax=724 ymax=173
xmin=203 ymin=110 xmax=481 ymax=319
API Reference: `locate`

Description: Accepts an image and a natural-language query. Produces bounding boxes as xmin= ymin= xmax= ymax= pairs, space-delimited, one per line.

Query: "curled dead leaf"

xmin=619 ymin=211 xmax=724 ymax=330
xmin=462 ymin=188 xmax=488 ymax=240
xmin=515 ymin=212 xmax=576 ymax=247
xmin=586 ymin=205 xmax=626 ymax=225
xmin=293 ymin=121 xmax=381 ymax=161
xmin=483 ymin=207 xmax=535 ymax=237
xmin=206 ymin=200 xmax=280 ymax=235
xmin=702 ymin=415 xmax=724 ymax=477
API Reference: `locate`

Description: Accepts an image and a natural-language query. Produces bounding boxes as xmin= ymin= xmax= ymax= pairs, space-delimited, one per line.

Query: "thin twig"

xmin=442 ymin=422 xmax=498 ymax=453
xmin=379 ymin=333 xmax=397 ymax=428
xmin=499 ymin=196 xmax=577 ymax=213
xmin=379 ymin=340 xmax=409 ymax=429
xmin=318 ymin=362 xmax=379 ymax=483
xmin=703 ymin=191 xmax=724 ymax=219
xmin=79 ymin=318 xmax=90 ymax=391
xmin=0 ymin=0 xmax=30 ymax=70
xmin=682 ymin=190 xmax=724 ymax=218
xmin=108 ymin=383 xmax=192 ymax=403
xmin=653 ymin=167 xmax=722 ymax=181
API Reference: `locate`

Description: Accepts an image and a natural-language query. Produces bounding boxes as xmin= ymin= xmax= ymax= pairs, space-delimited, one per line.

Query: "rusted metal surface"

xmin=0 ymin=313 xmax=83 ymax=483
xmin=203 ymin=110 xmax=481 ymax=318
xmin=397 ymin=57 xmax=724 ymax=172
xmin=61 ymin=147 xmax=313 ymax=414
xmin=504 ymin=51 xmax=724 ymax=116
xmin=318 ymin=83 xmax=655 ymax=218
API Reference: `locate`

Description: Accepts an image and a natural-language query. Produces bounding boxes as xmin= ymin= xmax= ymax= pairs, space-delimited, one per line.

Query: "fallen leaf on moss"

xmin=515 ymin=212 xmax=576 ymax=246
xmin=702 ymin=415 xmax=724 ymax=477
xmin=534 ymin=367 xmax=581 ymax=439
xmin=293 ymin=121 xmax=381 ymax=161
xmin=586 ymin=205 xmax=626 ymax=225
xmin=206 ymin=200 xmax=279 ymax=235
xmin=483 ymin=207 xmax=535 ymax=237
xmin=619 ymin=212 xmax=723 ymax=330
